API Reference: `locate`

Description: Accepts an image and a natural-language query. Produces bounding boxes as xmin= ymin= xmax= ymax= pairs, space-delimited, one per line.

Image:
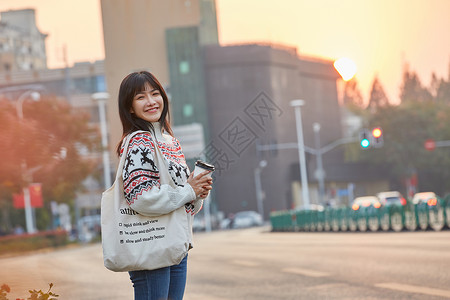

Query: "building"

xmin=202 ymin=43 xmax=346 ymax=216
xmin=100 ymin=0 xmax=219 ymax=155
xmin=0 ymin=60 xmax=106 ymax=118
xmin=202 ymin=44 xmax=390 ymax=217
xmin=0 ymin=9 xmax=47 ymax=72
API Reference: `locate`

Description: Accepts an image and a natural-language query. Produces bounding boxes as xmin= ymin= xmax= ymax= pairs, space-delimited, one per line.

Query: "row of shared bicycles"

xmin=270 ymin=191 xmax=450 ymax=232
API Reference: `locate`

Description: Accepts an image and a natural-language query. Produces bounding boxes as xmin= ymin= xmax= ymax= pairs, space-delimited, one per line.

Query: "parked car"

xmin=376 ymin=191 xmax=407 ymax=206
xmin=77 ymin=214 xmax=101 ymax=242
xmin=412 ymin=192 xmax=438 ymax=206
xmin=232 ymin=211 xmax=263 ymax=229
xmin=351 ymin=196 xmax=381 ymax=211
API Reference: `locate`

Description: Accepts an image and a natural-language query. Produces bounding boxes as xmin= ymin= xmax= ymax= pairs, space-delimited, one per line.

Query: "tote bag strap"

xmin=151 ymin=134 xmax=178 ymax=189
xmin=115 ymin=130 xmax=177 ymax=189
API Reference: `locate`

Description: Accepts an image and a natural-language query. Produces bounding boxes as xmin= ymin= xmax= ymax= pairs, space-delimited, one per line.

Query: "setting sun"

xmin=334 ymin=57 xmax=357 ymax=81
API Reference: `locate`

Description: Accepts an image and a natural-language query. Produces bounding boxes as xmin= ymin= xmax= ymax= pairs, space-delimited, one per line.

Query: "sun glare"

xmin=334 ymin=57 xmax=357 ymax=81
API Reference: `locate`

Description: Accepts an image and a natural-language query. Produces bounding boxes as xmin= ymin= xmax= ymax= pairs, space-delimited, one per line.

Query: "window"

xmin=183 ymin=104 xmax=193 ymax=117
xmin=179 ymin=61 xmax=190 ymax=74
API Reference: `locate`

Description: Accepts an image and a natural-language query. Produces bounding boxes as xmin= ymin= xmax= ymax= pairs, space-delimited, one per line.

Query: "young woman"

xmin=116 ymin=71 xmax=212 ymax=300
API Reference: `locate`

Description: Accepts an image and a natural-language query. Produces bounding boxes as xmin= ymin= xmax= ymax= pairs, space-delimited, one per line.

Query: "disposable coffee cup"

xmin=193 ymin=160 xmax=215 ymax=178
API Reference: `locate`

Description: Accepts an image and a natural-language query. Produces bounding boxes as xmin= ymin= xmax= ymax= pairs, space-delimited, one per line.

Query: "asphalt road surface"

xmin=1 ymin=227 xmax=449 ymax=299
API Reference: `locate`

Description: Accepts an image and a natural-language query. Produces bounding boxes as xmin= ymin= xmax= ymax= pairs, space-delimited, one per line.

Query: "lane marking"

xmin=231 ymin=260 xmax=260 ymax=267
xmin=282 ymin=267 xmax=330 ymax=278
xmin=375 ymin=283 xmax=450 ymax=299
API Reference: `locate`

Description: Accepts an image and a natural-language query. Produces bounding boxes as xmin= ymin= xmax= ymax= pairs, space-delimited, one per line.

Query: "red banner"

xmin=13 ymin=183 xmax=43 ymax=209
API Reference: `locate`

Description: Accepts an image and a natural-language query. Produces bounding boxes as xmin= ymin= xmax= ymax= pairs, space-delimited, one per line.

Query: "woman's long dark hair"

xmin=116 ymin=71 xmax=173 ymax=156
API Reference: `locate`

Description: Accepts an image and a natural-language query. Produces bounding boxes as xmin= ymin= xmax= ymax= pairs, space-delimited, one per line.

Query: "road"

xmin=1 ymin=227 xmax=449 ymax=299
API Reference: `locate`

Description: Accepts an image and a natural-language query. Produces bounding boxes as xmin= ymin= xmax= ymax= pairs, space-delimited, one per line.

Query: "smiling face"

xmin=130 ymin=83 xmax=164 ymax=123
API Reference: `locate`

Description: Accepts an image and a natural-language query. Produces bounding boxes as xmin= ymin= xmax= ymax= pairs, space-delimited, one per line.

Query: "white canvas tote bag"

xmin=101 ymin=130 xmax=190 ymax=272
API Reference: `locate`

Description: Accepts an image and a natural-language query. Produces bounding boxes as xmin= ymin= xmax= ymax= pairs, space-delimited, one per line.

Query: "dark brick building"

xmin=202 ymin=43 xmax=346 ymax=218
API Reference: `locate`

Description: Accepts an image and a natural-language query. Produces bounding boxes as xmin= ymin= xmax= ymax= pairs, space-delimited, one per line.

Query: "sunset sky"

xmin=0 ymin=0 xmax=449 ymax=104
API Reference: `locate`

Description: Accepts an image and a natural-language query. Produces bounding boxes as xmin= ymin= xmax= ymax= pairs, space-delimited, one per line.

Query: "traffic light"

xmin=359 ymin=129 xmax=371 ymax=149
xmin=358 ymin=127 xmax=384 ymax=149
xmin=371 ymin=127 xmax=383 ymax=148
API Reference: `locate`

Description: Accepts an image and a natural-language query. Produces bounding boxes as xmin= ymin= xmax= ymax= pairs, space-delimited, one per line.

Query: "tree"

xmin=348 ymin=63 xmax=450 ymax=196
xmin=342 ymin=78 xmax=364 ymax=108
xmin=367 ymin=76 xmax=389 ymax=112
xmin=361 ymin=101 xmax=450 ymax=196
xmin=24 ymin=97 xmax=100 ymax=202
xmin=0 ymin=102 xmax=25 ymax=192
xmin=400 ymin=67 xmax=433 ymax=103
xmin=430 ymin=73 xmax=450 ymax=104
xmin=0 ymin=96 xmax=100 ymax=231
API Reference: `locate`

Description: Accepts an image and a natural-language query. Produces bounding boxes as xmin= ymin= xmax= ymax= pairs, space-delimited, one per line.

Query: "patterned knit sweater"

xmin=120 ymin=123 xmax=203 ymax=217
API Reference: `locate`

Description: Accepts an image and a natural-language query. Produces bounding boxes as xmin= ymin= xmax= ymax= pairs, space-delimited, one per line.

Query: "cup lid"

xmin=195 ymin=160 xmax=215 ymax=171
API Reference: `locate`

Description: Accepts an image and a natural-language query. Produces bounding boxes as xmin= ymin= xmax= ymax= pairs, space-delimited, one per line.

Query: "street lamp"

xmin=254 ymin=160 xmax=267 ymax=219
xmin=313 ymin=122 xmax=325 ymax=205
xmin=92 ymin=92 xmax=112 ymax=189
xmin=290 ymin=99 xmax=310 ymax=209
xmin=16 ymin=90 xmax=41 ymax=234
xmin=16 ymin=91 xmax=40 ymax=119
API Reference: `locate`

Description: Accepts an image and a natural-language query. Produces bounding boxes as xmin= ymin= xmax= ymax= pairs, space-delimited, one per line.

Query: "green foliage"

xmin=368 ymin=76 xmax=389 ymax=111
xmin=359 ymin=98 xmax=450 ymax=195
xmin=430 ymin=72 xmax=450 ymax=104
xmin=0 ymin=283 xmax=59 ymax=300
xmin=350 ymin=66 xmax=450 ymax=195
xmin=35 ymin=206 xmax=52 ymax=231
xmin=400 ymin=68 xmax=433 ymax=103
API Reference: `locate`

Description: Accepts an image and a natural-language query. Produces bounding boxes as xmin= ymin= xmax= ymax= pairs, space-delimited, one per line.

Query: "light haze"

xmin=0 ymin=0 xmax=449 ymax=104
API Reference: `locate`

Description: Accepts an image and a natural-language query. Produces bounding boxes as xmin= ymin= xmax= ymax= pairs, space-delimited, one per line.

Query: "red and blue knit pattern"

xmin=121 ymin=132 xmax=190 ymax=206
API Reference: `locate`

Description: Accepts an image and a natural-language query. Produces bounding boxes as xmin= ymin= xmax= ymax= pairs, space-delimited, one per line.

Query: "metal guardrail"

xmin=270 ymin=197 xmax=450 ymax=232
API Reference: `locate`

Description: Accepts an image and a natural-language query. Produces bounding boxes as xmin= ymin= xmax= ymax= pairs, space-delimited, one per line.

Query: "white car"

xmin=232 ymin=211 xmax=263 ymax=229
xmin=412 ymin=192 xmax=438 ymax=205
xmin=377 ymin=191 xmax=407 ymax=206
xmin=351 ymin=196 xmax=381 ymax=211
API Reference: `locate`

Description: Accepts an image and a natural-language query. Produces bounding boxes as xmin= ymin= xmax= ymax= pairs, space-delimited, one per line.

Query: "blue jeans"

xmin=129 ymin=255 xmax=188 ymax=300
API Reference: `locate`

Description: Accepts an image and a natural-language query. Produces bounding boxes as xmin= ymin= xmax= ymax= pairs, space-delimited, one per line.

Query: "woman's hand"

xmin=187 ymin=171 xmax=213 ymax=198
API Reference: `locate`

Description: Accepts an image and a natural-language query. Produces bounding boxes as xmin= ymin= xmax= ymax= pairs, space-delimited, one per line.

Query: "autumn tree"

xmin=0 ymin=96 xmax=100 ymax=231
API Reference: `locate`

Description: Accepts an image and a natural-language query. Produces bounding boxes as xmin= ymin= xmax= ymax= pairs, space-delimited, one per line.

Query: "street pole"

xmin=16 ymin=90 xmax=41 ymax=234
xmin=313 ymin=122 xmax=325 ymax=205
xmin=16 ymin=91 xmax=40 ymax=119
xmin=203 ymin=186 xmax=212 ymax=232
xmin=199 ymin=154 xmax=212 ymax=232
xmin=290 ymin=100 xmax=310 ymax=209
xmin=92 ymin=92 xmax=112 ymax=189
xmin=254 ymin=160 xmax=267 ymax=219
xmin=22 ymin=165 xmax=34 ymax=234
